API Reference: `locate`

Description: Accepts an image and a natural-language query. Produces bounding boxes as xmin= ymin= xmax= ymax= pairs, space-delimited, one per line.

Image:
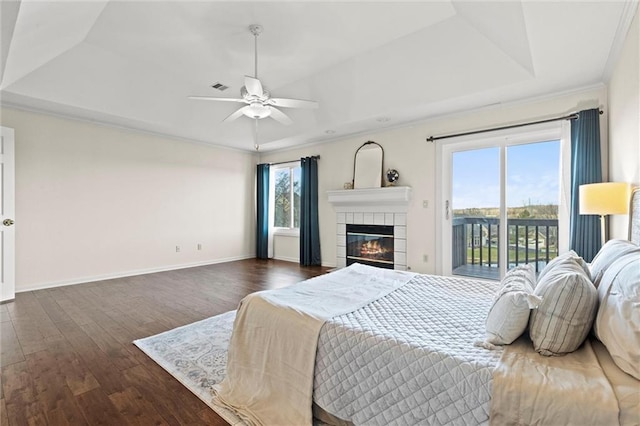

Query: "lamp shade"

xmin=579 ymin=182 xmax=631 ymax=215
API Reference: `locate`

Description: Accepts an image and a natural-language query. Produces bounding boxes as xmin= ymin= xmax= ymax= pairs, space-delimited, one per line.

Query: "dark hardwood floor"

xmin=1 ymin=259 xmax=329 ymax=425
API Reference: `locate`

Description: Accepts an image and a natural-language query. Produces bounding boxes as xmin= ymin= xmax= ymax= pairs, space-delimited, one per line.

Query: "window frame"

xmin=270 ymin=161 xmax=301 ymax=237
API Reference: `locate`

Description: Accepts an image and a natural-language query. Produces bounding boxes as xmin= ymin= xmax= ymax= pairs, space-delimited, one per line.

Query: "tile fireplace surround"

xmin=327 ymin=186 xmax=412 ymax=271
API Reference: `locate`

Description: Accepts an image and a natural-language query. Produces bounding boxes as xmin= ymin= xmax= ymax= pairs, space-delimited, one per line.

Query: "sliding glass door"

xmin=439 ymin=126 xmax=563 ymax=280
xmin=505 ymin=141 xmax=560 ymax=275
xmin=451 ymin=147 xmax=500 ymax=279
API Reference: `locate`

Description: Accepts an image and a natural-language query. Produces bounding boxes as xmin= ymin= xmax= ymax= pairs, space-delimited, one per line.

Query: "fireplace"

xmin=327 ymin=186 xmax=411 ymax=271
xmin=346 ymin=224 xmax=394 ymax=269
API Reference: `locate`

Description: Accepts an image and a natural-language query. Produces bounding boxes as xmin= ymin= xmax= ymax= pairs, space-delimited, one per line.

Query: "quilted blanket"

xmin=313 ymin=274 xmax=502 ymax=425
xmin=214 ymin=264 xmax=416 ymax=425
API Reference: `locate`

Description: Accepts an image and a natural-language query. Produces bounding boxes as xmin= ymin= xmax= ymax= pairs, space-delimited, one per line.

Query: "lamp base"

xmin=600 ymin=214 xmax=606 ymax=246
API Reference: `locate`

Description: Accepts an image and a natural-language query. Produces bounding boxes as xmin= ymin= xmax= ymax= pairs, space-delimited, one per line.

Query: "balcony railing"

xmin=452 ymin=217 xmax=559 ymax=280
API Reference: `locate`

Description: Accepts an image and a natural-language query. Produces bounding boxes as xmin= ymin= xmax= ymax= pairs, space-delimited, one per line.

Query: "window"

xmin=272 ymin=163 xmax=301 ymax=232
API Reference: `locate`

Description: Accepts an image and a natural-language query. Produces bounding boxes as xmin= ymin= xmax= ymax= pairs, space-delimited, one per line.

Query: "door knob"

xmin=3 ymin=219 xmax=14 ymax=226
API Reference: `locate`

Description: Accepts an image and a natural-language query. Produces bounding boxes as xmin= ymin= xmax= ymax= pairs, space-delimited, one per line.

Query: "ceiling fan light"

xmin=243 ymin=103 xmax=271 ymax=119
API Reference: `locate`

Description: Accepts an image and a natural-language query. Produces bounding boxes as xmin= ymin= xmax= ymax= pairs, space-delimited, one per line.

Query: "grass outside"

xmin=466 ymin=246 xmax=558 ymax=265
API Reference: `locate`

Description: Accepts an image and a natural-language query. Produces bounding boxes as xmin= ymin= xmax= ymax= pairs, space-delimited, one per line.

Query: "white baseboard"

xmin=16 ymin=255 xmax=255 ymax=293
xmin=273 ymin=255 xmax=299 ymax=263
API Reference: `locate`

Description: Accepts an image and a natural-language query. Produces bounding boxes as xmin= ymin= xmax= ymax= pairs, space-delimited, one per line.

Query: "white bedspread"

xmin=213 ymin=264 xmax=415 ymax=425
xmin=314 ymin=273 xmax=502 ymax=425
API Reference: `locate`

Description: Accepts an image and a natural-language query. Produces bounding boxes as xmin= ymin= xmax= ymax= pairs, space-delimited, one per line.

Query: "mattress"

xmin=313 ymin=273 xmax=503 ymax=426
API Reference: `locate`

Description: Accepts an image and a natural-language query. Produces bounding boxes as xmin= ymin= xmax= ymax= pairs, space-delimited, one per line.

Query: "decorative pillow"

xmin=590 ymin=239 xmax=640 ymax=288
xmin=529 ymin=257 xmax=598 ymax=356
xmin=538 ymin=250 xmax=591 ymax=283
xmin=484 ymin=264 xmax=541 ymax=346
xmin=594 ymin=251 xmax=640 ymax=379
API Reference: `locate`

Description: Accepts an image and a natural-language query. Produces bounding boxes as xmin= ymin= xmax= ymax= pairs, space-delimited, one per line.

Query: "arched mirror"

xmin=353 ymin=141 xmax=384 ymax=189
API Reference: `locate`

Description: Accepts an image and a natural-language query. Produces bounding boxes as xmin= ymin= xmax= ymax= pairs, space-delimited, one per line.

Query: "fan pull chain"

xmin=253 ymin=118 xmax=259 ymax=151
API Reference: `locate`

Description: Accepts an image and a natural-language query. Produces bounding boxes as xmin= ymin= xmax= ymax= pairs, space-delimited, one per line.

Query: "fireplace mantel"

xmin=327 ymin=186 xmax=412 ymax=212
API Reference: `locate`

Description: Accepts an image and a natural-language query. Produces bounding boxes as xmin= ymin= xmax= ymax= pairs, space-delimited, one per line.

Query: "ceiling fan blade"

xmin=188 ymin=96 xmax=247 ymax=103
xmin=269 ymin=107 xmax=293 ymax=125
xmin=244 ymin=76 xmax=264 ymax=96
xmin=223 ymin=106 xmax=250 ymax=122
xmin=268 ymin=98 xmax=319 ymax=109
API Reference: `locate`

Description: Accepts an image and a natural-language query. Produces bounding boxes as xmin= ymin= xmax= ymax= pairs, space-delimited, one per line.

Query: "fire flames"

xmin=360 ymin=240 xmax=390 ymax=257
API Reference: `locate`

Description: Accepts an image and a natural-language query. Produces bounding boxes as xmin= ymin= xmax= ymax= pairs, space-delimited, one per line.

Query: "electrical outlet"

xmin=197 ymin=243 xmax=202 ymax=251
xmin=423 ymin=200 xmax=428 ymax=208
xmin=423 ymin=254 xmax=428 ymax=263
xmin=176 ymin=246 xmax=180 ymax=252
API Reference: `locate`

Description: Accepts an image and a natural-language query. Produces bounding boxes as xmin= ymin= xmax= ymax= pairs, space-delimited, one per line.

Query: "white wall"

xmin=260 ymin=87 xmax=607 ymax=273
xmin=5 ymin=19 xmax=632 ymax=287
xmin=608 ymin=4 xmax=639 ymax=239
xmin=273 ymin=234 xmax=300 ymax=263
xmin=1 ymin=107 xmax=257 ymax=291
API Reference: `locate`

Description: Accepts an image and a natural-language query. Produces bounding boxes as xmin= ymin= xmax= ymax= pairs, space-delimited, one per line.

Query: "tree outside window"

xmin=273 ymin=165 xmax=301 ymax=229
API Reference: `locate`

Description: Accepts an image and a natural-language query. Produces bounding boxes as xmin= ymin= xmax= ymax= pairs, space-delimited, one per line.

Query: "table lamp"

xmin=579 ymin=182 xmax=631 ymax=244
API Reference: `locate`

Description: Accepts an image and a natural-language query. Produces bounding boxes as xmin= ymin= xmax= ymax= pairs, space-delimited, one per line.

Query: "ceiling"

xmin=0 ymin=1 xmax=637 ymax=152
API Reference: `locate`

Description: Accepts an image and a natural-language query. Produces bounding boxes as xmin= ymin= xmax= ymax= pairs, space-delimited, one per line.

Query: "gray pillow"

xmin=594 ymin=252 xmax=640 ymax=379
xmin=529 ymin=257 xmax=598 ymax=356
xmin=590 ymin=239 xmax=640 ymax=288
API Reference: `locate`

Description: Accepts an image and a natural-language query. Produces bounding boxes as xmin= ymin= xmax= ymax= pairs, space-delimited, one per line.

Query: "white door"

xmin=1 ymin=127 xmax=15 ymax=302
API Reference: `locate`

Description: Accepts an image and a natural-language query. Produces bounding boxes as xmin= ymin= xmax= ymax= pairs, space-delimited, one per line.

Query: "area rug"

xmin=133 ymin=310 xmax=244 ymax=425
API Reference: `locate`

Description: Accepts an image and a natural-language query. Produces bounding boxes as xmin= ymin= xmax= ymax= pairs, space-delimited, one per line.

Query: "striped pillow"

xmin=538 ymin=250 xmax=591 ymax=284
xmin=529 ymin=257 xmax=597 ymax=356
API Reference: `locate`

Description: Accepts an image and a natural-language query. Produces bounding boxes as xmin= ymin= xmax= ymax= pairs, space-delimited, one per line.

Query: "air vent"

xmin=211 ymin=82 xmax=229 ymax=91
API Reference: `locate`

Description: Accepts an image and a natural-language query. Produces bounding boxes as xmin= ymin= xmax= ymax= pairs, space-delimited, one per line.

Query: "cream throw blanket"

xmin=491 ymin=336 xmax=620 ymax=425
xmin=213 ymin=264 xmax=416 ymax=426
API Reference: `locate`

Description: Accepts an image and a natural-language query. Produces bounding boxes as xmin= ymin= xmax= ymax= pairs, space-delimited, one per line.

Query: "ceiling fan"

xmin=189 ymin=24 xmax=318 ymax=127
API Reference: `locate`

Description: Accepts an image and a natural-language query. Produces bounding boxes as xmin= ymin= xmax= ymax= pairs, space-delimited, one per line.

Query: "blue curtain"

xmin=300 ymin=157 xmax=321 ymax=266
xmin=569 ymin=108 xmax=602 ymax=262
xmin=256 ymin=163 xmax=270 ymax=259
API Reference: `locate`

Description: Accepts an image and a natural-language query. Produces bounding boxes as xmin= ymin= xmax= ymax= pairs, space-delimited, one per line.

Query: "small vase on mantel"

xmin=386 ymin=169 xmax=399 ymax=186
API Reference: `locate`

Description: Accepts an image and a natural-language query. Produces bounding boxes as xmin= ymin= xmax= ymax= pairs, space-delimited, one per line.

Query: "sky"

xmin=452 ymin=140 xmax=560 ymax=209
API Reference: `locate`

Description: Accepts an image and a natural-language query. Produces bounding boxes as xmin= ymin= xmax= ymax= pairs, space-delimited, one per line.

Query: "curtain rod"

xmin=261 ymin=155 xmax=320 ymax=166
xmin=426 ymin=109 xmax=603 ymax=143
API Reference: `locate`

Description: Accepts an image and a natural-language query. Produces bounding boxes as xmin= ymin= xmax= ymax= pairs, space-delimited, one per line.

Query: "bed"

xmin=213 ymin=189 xmax=640 ymax=426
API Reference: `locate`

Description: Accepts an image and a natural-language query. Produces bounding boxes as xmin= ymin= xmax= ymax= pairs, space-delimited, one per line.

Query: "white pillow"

xmin=538 ymin=250 xmax=591 ymax=283
xmin=594 ymin=252 xmax=640 ymax=379
xmin=484 ymin=264 xmax=541 ymax=346
xmin=590 ymin=239 xmax=640 ymax=288
xmin=529 ymin=257 xmax=597 ymax=356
